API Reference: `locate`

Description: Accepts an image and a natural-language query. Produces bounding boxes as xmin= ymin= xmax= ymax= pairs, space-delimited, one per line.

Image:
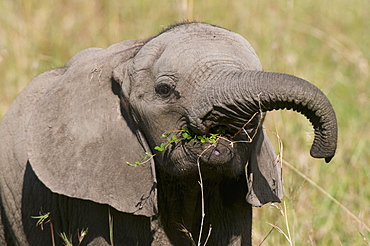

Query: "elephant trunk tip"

xmin=310 ymin=149 xmax=334 ymax=163
xmin=310 ymin=140 xmax=337 ymax=163
xmin=325 ymin=156 xmax=333 ymax=163
xmin=309 ymin=118 xmax=338 ymax=163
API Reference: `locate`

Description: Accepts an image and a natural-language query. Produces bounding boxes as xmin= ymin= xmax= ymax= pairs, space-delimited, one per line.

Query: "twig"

xmin=178 ymin=224 xmax=197 ymax=246
xmin=196 ymin=143 xmax=217 ymax=246
xmin=261 ymin=202 xmax=293 ymax=246
xmin=50 ymin=220 xmax=55 ymax=246
xmin=89 ymin=65 xmax=104 ymax=84
xmin=283 ymin=202 xmax=293 ymax=245
xmin=258 ymin=224 xmax=275 ymax=245
xmin=265 ymin=222 xmax=292 ymax=245
xmin=203 ymin=225 xmax=212 ymax=246
xmin=32 ymin=212 xmax=55 ymax=246
xmin=77 ymin=228 xmax=89 ymax=246
xmin=232 ymin=112 xmax=260 ymax=139
xmin=196 ymin=156 xmax=206 ymax=246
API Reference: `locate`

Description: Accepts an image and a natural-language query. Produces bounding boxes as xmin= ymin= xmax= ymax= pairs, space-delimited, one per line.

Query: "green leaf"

xmin=171 ymin=134 xmax=178 ymax=142
xmin=181 ymin=132 xmax=192 ymax=140
xmin=60 ymin=232 xmax=73 ymax=246
xmin=31 ymin=212 xmax=50 ymax=226
xmin=209 ymin=135 xmax=217 ymax=143
xmin=198 ymin=135 xmax=209 ymax=144
xmin=126 ymin=161 xmax=138 ymax=167
xmin=216 ymin=126 xmax=226 ymax=135
xmin=161 ymin=133 xmax=171 ymax=138
xmin=126 ymin=152 xmax=155 ymax=166
xmin=154 ymin=142 xmax=166 ymax=151
xmin=154 ymin=146 xmax=163 ymax=151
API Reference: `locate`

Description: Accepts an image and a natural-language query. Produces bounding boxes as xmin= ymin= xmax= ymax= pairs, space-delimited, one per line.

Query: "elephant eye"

xmin=155 ymin=83 xmax=174 ymax=97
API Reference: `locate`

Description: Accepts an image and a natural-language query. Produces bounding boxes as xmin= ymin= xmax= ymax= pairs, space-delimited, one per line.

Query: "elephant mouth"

xmin=158 ymin=113 xmax=260 ymax=177
xmin=196 ymin=138 xmax=234 ymax=165
xmin=157 ymin=122 xmax=253 ymax=177
xmin=183 ymin=122 xmax=255 ymax=165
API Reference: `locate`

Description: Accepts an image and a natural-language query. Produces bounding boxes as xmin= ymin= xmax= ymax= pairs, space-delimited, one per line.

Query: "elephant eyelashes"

xmin=155 ymin=83 xmax=175 ymax=98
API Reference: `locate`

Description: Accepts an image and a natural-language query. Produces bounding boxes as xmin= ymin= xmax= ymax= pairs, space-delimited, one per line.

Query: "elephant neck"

xmin=156 ymin=169 xmax=250 ymax=245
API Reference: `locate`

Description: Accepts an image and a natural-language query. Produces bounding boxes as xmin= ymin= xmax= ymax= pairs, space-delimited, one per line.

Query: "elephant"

xmin=0 ymin=22 xmax=337 ymax=245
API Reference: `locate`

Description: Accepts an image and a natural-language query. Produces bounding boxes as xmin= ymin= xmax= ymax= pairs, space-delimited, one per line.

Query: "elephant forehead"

xmin=134 ymin=27 xmax=262 ymax=73
xmin=160 ymin=34 xmax=261 ymax=71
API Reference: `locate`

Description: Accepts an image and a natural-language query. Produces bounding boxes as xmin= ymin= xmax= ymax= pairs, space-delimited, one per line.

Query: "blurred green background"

xmin=0 ymin=0 xmax=369 ymax=244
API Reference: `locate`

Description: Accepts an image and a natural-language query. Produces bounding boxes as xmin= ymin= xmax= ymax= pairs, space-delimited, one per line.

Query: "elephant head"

xmin=26 ymin=22 xmax=337 ymax=218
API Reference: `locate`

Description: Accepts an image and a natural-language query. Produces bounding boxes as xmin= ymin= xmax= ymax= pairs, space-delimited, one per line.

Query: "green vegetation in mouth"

xmin=154 ymin=126 xmax=228 ymax=152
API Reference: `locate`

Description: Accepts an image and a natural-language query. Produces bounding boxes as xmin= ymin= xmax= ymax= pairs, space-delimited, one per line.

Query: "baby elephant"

xmin=0 ymin=22 xmax=337 ymax=245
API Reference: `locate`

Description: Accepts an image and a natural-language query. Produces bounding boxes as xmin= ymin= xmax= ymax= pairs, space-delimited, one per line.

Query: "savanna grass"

xmin=1 ymin=0 xmax=369 ymax=244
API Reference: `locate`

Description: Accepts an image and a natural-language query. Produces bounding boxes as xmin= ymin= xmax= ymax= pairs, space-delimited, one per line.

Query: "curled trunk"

xmin=190 ymin=70 xmax=338 ymax=163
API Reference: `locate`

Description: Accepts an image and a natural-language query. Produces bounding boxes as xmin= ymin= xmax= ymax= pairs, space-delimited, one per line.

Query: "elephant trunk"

xmin=190 ymin=70 xmax=338 ymax=163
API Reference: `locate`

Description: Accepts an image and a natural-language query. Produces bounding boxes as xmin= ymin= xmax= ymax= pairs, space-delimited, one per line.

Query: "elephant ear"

xmin=246 ymin=127 xmax=284 ymax=207
xmin=27 ymin=38 xmax=158 ymax=217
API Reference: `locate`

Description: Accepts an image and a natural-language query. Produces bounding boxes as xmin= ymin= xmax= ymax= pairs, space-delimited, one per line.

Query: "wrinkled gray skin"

xmin=0 ymin=23 xmax=337 ymax=245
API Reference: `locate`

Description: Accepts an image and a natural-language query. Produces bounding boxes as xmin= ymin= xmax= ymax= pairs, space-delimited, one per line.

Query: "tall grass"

xmin=1 ymin=0 xmax=369 ymax=244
